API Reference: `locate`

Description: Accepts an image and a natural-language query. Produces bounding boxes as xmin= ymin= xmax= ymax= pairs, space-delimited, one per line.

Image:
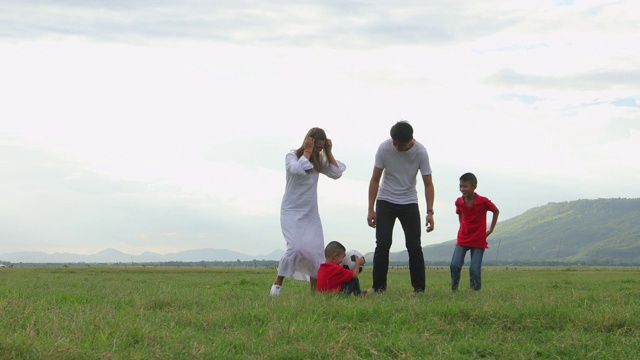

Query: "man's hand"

xmin=367 ymin=210 xmax=377 ymax=228
xmin=425 ymin=213 xmax=434 ymax=232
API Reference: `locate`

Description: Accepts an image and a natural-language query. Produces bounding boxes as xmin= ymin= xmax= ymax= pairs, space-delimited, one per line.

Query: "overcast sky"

xmin=1 ymin=0 xmax=639 ymax=257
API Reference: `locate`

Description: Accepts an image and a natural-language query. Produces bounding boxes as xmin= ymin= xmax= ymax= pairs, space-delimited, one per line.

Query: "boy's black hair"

xmin=459 ymin=172 xmax=478 ymax=186
xmin=324 ymin=241 xmax=346 ymax=258
xmin=390 ymin=121 xmax=413 ymax=143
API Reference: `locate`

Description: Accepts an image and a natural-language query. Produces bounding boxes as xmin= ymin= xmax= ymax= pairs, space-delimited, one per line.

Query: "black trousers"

xmin=372 ymin=200 xmax=425 ymax=292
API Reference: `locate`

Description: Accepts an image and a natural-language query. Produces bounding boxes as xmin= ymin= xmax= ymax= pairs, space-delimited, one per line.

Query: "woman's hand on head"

xmin=324 ymin=139 xmax=332 ymax=153
xmin=304 ymin=136 xmax=315 ymax=152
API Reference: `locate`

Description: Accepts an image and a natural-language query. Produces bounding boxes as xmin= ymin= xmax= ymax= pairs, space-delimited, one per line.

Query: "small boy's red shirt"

xmin=455 ymin=193 xmax=498 ymax=248
xmin=317 ymin=262 xmax=354 ymax=292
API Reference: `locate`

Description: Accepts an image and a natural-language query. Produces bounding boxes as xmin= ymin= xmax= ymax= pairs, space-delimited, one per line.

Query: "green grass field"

xmin=1 ymin=266 xmax=639 ymax=359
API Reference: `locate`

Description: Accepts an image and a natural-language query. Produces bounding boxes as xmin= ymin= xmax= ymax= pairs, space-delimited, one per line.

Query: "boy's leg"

xmin=469 ymin=247 xmax=485 ymax=291
xmin=342 ymin=277 xmax=362 ymax=295
xmin=372 ymin=200 xmax=396 ymax=292
xmin=398 ymin=203 xmax=425 ymax=292
xmin=450 ymin=246 xmax=467 ymax=291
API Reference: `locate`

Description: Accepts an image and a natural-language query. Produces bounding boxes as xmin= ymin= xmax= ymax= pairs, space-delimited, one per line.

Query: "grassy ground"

xmin=0 ymin=266 xmax=639 ymax=359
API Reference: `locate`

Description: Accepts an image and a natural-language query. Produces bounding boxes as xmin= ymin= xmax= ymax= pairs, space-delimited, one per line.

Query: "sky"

xmin=1 ymin=0 xmax=639 ymax=258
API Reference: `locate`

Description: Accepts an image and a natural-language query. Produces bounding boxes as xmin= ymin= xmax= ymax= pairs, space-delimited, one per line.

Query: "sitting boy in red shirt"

xmin=317 ymin=241 xmax=366 ymax=295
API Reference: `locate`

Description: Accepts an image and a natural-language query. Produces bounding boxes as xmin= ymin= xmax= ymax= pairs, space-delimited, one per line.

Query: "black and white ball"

xmin=341 ymin=250 xmax=365 ymax=272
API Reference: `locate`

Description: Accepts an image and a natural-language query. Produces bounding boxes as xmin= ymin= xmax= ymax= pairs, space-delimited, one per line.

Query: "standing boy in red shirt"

xmin=317 ymin=241 xmax=366 ymax=295
xmin=450 ymin=173 xmax=499 ymax=291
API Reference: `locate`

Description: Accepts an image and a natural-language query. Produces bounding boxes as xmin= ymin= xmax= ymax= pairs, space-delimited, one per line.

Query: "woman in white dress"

xmin=270 ymin=127 xmax=346 ymax=296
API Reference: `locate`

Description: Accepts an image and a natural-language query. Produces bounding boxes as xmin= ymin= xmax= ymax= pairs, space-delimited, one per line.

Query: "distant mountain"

xmin=0 ymin=248 xmax=133 ymax=263
xmin=255 ymin=249 xmax=285 ymax=261
xmin=388 ymin=198 xmax=640 ymax=265
xmin=0 ymin=248 xmax=285 ymax=264
xmin=134 ymin=249 xmax=255 ymax=263
xmin=3 ymin=198 xmax=638 ymax=265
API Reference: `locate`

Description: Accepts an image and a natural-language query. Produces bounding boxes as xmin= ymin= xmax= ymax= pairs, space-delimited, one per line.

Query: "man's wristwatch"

xmin=427 ymin=208 xmax=434 ymax=215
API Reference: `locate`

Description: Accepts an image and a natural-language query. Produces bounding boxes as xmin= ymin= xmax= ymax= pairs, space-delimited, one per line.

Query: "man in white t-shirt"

xmin=366 ymin=121 xmax=435 ymax=293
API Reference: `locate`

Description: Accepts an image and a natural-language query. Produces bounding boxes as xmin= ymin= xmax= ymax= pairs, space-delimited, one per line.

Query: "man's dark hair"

xmin=390 ymin=121 xmax=413 ymax=143
xmin=324 ymin=241 xmax=346 ymax=258
xmin=459 ymin=172 xmax=478 ymax=186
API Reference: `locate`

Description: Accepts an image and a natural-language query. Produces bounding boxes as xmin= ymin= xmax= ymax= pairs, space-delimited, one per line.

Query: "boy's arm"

xmin=486 ymin=208 xmax=499 ymax=237
xmin=351 ymin=256 xmax=365 ymax=278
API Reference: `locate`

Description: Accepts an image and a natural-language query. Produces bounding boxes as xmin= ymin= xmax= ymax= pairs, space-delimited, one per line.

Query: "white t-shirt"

xmin=375 ymin=139 xmax=432 ymax=205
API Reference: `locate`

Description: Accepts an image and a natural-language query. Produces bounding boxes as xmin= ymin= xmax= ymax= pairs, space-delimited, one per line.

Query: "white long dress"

xmin=277 ymin=151 xmax=346 ymax=281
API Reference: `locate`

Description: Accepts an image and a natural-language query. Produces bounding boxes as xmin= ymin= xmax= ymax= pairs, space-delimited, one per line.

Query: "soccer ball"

xmin=341 ymin=250 xmax=365 ymax=272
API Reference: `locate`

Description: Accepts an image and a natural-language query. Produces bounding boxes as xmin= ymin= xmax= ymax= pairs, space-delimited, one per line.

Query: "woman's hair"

xmin=295 ymin=127 xmax=327 ymax=172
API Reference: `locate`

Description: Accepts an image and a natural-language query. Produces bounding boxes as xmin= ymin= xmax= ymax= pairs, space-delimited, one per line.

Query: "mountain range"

xmin=0 ymin=248 xmax=285 ymax=264
xmin=389 ymin=198 xmax=640 ymax=265
xmin=2 ymin=198 xmax=639 ymax=265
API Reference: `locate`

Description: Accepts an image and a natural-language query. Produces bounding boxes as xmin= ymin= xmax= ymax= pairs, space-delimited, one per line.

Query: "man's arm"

xmin=367 ymin=167 xmax=383 ymax=228
xmin=422 ymin=174 xmax=435 ymax=232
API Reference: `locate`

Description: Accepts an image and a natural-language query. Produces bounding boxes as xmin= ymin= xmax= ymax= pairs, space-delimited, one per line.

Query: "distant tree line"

xmin=8 ymin=258 xmax=640 ymax=268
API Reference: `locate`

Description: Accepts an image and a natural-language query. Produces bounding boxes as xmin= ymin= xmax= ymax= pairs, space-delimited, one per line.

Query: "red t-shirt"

xmin=455 ymin=193 xmax=498 ymax=248
xmin=316 ymin=262 xmax=354 ymax=292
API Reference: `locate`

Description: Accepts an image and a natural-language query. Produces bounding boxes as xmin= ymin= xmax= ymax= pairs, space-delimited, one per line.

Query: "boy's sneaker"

xmin=362 ymin=288 xmax=375 ymax=296
xmin=270 ymin=284 xmax=282 ymax=297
